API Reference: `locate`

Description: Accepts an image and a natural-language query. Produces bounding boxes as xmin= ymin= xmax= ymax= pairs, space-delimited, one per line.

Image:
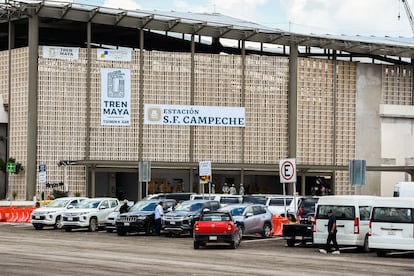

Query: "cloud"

xmin=173 ymin=0 xmax=268 ymax=23
xmin=103 ymin=0 xmax=141 ymax=10
xmin=282 ymin=0 xmax=413 ymax=37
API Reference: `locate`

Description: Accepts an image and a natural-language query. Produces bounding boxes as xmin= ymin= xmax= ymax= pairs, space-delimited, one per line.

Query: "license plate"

xmin=209 ymin=236 xmax=217 ymax=241
xmin=124 ymin=222 xmax=130 ymax=226
xmin=388 ymin=231 xmax=396 ymax=235
xmin=68 ymin=217 xmax=73 ymax=221
xmin=170 ymin=221 xmax=176 ymax=225
xmin=35 ymin=216 xmax=40 ymax=219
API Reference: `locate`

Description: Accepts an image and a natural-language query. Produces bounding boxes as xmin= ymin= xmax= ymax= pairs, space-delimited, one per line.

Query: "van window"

xmin=316 ymin=205 xmax=355 ymax=220
xmin=371 ymin=207 xmax=414 ymax=223
xmin=359 ymin=206 xmax=371 ymax=221
xmin=269 ymin=198 xmax=293 ymax=206
xmin=220 ymin=197 xmax=240 ymax=204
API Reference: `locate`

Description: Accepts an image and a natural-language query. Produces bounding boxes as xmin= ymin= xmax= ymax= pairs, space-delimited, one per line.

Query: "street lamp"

xmin=58 ymin=160 xmax=75 ymax=193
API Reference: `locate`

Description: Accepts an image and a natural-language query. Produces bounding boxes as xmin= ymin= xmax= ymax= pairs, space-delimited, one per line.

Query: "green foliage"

xmin=55 ymin=190 xmax=67 ymax=198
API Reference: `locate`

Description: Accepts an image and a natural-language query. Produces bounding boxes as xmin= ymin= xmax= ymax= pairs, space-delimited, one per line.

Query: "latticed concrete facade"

xmin=1 ymin=45 xmax=411 ymax=200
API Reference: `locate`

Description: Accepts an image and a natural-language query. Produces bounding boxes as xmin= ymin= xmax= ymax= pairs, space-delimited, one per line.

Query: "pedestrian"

xmin=222 ymin=183 xmax=229 ymax=194
xmin=154 ymin=201 xmax=164 ymax=235
xmin=319 ymin=209 xmax=340 ymax=254
xmin=239 ymin=183 xmax=245 ymax=195
xmin=229 ymin=184 xmax=237 ymax=195
xmin=211 ymin=183 xmax=215 ymax=194
xmin=119 ymin=199 xmax=129 ymax=214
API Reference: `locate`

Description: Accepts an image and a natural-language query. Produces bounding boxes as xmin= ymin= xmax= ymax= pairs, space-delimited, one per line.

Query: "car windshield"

xmin=46 ymin=199 xmax=70 ymax=208
xmin=175 ymin=202 xmax=203 ymax=212
xmin=130 ymin=201 xmax=157 ymax=212
xmin=76 ymin=199 xmax=101 ymax=209
xmin=225 ymin=207 xmax=246 ymax=216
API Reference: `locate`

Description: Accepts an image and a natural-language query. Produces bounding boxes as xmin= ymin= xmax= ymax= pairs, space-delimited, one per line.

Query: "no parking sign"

xmin=279 ymin=159 xmax=296 ymax=183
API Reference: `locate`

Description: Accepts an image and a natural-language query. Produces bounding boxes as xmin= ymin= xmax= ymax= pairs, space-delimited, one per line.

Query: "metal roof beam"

xmin=89 ymin=7 xmax=99 ymax=22
xmin=244 ymin=29 xmax=258 ymax=40
xmin=217 ymin=26 xmax=233 ymax=38
xmin=166 ymin=19 xmax=180 ymax=32
xmin=192 ymin=22 xmax=207 ymax=35
xmin=60 ymin=3 xmax=71 ymax=19
xmin=114 ymin=11 xmax=127 ymax=26
xmin=137 ymin=15 xmax=153 ymax=29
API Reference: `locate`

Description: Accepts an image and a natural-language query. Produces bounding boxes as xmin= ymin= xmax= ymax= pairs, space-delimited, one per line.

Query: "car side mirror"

xmin=245 ymin=212 xmax=253 ymax=217
xmin=100 ymin=206 xmax=107 ymax=210
xmin=67 ymin=205 xmax=74 ymax=209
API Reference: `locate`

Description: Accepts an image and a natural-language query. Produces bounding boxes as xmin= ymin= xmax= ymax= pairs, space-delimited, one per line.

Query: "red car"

xmin=193 ymin=211 xmax=242 ymax=249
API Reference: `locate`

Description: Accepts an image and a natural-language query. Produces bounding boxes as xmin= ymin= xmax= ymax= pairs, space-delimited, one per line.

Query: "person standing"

xmin=319 ymin=209 xmax=340 ymax=254
xmin=120 ymin=199 xmax=129 ymax=214
xmin=239 ymin=183 xmax=245 ymax=195
xmin=154 ymin=201 xmax=164 ymax=235
xmin=222 ymin=183 xmax=229 ymax=194
xmin=229 ymin=184 xmax=237 ymax=195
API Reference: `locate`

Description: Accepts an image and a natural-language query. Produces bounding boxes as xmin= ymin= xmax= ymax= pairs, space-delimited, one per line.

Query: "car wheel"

xmin=117 ymin=230 xmax=126 ymax=236
xmin=54 ymin=216 xmax=63 ymax=229
xmin=230 ymin=241 xmax=237 ymax=249
xmin=360 ymin=234 xmax=370 ymax=253
xmin=376 ymin=250 xmax=387 ymax=257
xmin=193 ymin=241 xmax=200 ymax=249
xmin=261 ymin=223 xmax=272 ymax=238
xmin=236 ymin=227 xmax=243 ymax=246
xmin=238 ymin=224 xmax=245 ymax=236
xmin=145 ymin=221 xmax=155 ymax=236
xmin=64 ymin=227 xmax=72 ymax=232
xmin=88 ymin=218 xmax=97 ymax=232
xmin=33 ymin=224 xmax=43 ymax=230
xmin=287 ymin=239 xmax=295 ymax=247
xmin=106 ymin=229 xmax=113 ymax=233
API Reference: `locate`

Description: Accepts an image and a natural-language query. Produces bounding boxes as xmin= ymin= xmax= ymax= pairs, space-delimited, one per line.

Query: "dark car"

xmin=193 ymin=210 xmax=242 ymax=249
xmin=116 ymin=199 xmax=175 ymax=236
xmin=162 ymin=200 xmax=220 ymax=236
xmin=297 ymin=196 xmax=319 ymax=222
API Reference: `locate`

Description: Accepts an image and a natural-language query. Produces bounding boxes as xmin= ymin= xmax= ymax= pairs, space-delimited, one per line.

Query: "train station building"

xmin=0 ymin=1 xmax=413 ymax=201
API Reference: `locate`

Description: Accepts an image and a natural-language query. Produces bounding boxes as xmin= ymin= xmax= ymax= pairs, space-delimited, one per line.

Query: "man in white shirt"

xmin=154 ymin=201 xmax=164 ymax=235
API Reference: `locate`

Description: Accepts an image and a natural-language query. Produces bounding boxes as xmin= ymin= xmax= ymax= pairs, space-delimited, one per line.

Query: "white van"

xmin=393 ymin=182 xmax=414 ymax=197
xmin=265 ymin=195 xmax=301 ymax=216
xmin=369 ymin=197 xmax=414 ymax=257
xmin=190 ymin=194 xmax=242 ymax=206
xmin=313 ymin=195 xmax=377 ymax=252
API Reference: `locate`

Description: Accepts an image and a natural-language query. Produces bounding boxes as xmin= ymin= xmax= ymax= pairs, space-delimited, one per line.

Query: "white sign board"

xmin=42 ymin=46 xmax=79 ymax=60
xmin=101 ymin=68 xmax=131 ymax=126
xmin=279 ymin=159 xmax=296 ymax=183
xmin=38 ymin=164 xmax=47 ymax=185
xmin=97 ymin=49 xmax=132 ymax=62
xmin=199 ymin=161 xmax=212 ymax=176
xmin=144 ymin=104 xmax=245 ymax=127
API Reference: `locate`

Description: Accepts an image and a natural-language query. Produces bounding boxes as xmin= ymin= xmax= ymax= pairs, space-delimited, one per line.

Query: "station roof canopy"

xmin=1 ymin=0 xmax=414 ymax=62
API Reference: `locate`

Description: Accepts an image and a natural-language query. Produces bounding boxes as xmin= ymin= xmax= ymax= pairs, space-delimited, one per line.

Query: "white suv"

xmin=62 ymin=198 xmax=119 ymax=232
xmin=31 ymin=197 xmax=87 ymax=230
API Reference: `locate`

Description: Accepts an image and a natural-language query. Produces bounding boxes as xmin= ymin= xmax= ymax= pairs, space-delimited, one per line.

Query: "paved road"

xmin=0 ymin=223 xmax=414 ymax=276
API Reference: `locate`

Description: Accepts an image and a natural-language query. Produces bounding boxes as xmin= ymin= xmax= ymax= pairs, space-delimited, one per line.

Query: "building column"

xmin=287 ymin=42 xmax=298 ymax=195
xmin=26 ymin=12 xmax=39 ymax=200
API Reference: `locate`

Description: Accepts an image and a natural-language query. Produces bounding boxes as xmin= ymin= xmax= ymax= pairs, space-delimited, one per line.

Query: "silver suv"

xmin=219 ymin=204 xmax=273 ymax=238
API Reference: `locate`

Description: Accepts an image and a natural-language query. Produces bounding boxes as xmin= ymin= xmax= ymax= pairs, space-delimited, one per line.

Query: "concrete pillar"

xmin=26 ymin=13 xmax=39 ymax=200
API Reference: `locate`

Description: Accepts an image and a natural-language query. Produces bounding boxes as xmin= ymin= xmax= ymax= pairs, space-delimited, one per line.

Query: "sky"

xmin=4 ymin=0 xmax=414 ymax=37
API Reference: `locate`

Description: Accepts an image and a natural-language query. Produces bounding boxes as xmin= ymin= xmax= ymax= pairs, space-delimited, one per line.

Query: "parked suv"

xmin=162 ymin=200 xmax=220 ymax=236
xmin=31 ymin=197 xmax=87 ymax=230
xmin=116 ymin=199 xmax=176 ymax=236
xmin=61 ymin=197 xmax=119 ymax=232
xmin=219 ymin=204 xmax=273 ymax=238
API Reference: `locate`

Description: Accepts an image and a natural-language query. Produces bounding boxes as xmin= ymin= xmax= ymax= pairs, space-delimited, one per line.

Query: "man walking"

xmin=154 ymin=201 xmax=164 ymax=236
xmin=319 ymin=209 xmax=340 ymax=254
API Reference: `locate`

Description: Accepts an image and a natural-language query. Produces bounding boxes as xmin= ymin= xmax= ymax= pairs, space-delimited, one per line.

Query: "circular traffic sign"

xmin=280 ymin=159 xmax=296 ymax=183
